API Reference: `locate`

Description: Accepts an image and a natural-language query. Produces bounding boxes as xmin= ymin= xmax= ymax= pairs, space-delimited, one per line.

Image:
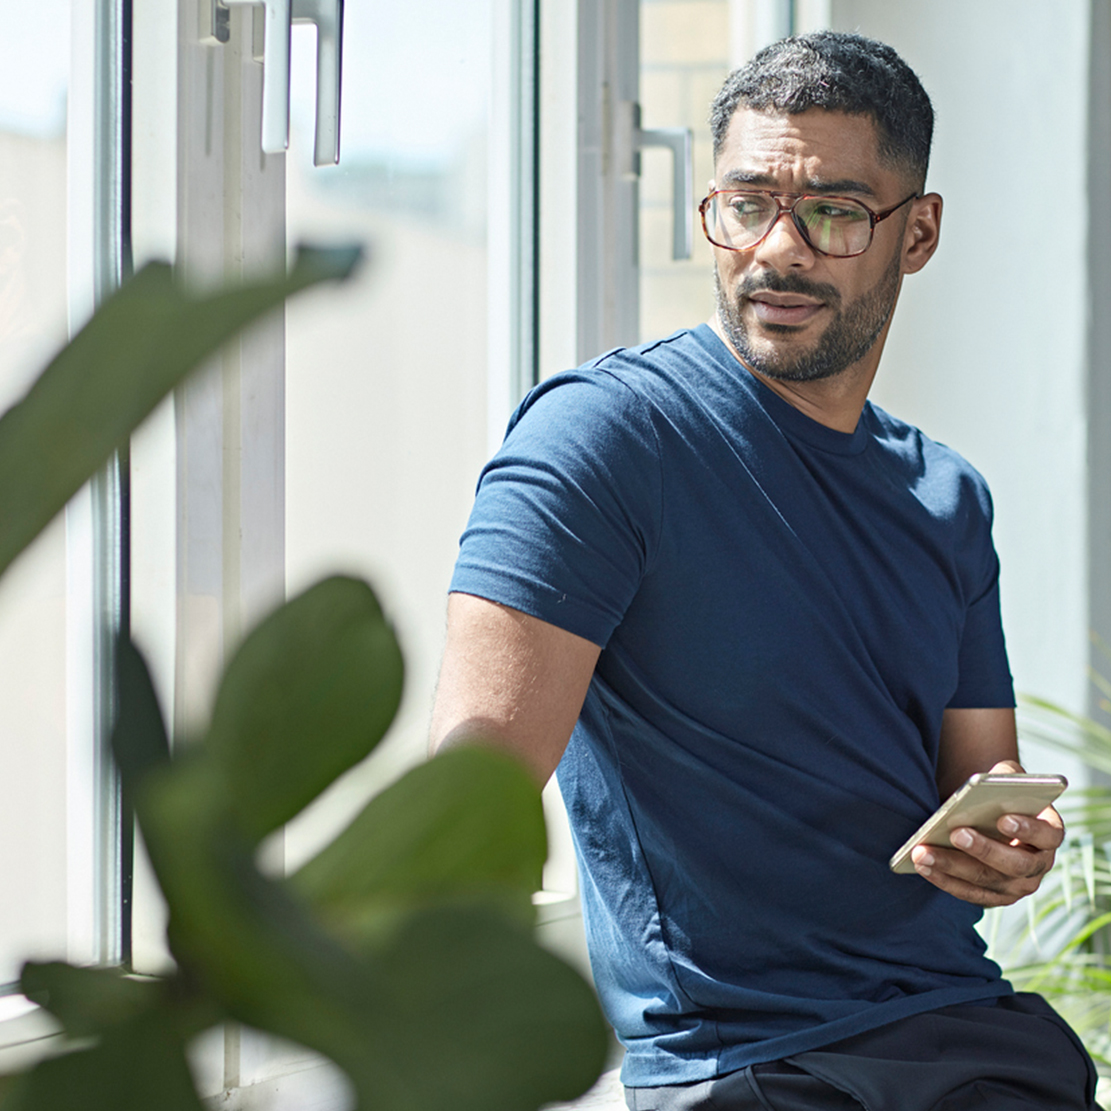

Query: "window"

xmin=0 ymin=0 xmax=130 ymax=996
xmin=0 ymin=0 xmax=72 ymax=990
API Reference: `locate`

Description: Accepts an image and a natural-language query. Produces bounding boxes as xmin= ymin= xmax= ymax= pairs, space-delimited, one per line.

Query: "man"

xmin=431 ymin=32 xmax=1100 ymax=1111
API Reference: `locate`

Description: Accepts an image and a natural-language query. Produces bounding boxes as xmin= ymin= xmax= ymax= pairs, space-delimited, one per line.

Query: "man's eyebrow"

xmin=717 ymin=169 xmax=878 ymax=198
xmin=805 ymin=177 xmax=878 ymax=198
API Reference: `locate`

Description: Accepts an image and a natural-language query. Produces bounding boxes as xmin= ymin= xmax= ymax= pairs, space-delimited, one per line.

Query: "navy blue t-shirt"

xmin=450 ymin=325 xmax=1016 ymax=1086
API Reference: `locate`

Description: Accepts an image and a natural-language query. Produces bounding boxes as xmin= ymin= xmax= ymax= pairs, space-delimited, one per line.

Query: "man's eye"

xmin=726 ymin=198 xmax=764 ymax=218
xmin=810 ymin=202 xmax=865 ymax=221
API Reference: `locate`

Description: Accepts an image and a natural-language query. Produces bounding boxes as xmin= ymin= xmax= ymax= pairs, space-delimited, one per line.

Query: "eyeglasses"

xmin=698 ymin=189 xmax=919 ymax=258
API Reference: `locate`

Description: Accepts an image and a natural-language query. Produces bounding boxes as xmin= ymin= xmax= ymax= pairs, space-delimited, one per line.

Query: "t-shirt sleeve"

xmin=450 ymin=370 xmax=662 ymax=648
xmin=946 ymin=477 xmax=1015 ymax=709
xmin=947 ymin=572 xmax=1014 ymax=708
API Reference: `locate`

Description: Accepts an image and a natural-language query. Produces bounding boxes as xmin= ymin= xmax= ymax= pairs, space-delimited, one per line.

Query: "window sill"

xmin=0 ymin=995 xmax=63 ymax=1076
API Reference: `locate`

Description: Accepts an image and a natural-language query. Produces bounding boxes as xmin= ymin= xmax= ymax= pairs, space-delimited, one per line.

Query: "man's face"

xmin=710 ymin=107 xmax=915 ymax=383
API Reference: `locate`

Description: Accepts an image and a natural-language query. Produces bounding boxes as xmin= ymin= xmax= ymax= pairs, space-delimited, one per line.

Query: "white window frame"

xmin=0 ymin=0 xmax=132 ymax=1057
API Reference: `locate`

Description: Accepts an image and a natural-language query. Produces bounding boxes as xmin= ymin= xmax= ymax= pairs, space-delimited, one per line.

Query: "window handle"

xmin=211 ymin=0 xmax=343 ymax=164
xmin=220 ymin=0 xmax=292 ymax=154
xmin=292 ymin=0 xmax=343 ymax=166
xmin=636 ymin=117 xmax=693 ymax=261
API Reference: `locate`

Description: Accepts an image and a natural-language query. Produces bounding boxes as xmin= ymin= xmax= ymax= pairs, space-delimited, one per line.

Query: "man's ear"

xmin=902 ymin=192 xmax=942 ymax=274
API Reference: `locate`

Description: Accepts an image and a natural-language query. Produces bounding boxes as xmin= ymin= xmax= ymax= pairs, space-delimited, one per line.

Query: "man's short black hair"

xmin=709 ymin=32 xmax=934 ymax=190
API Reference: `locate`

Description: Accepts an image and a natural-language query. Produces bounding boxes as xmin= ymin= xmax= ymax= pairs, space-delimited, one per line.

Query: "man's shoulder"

xmin=866 ymin=403 xmax=995 ymax=512
xmin=586 ymin=324 xmax=718 ymax=373
xmin=510 ymin=324 xmax=742 ymax=432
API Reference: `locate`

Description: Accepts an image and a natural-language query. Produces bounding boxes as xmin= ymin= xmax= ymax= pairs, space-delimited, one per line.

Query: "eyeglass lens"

xmin=708 ymin=193 xmax=873 ymax=257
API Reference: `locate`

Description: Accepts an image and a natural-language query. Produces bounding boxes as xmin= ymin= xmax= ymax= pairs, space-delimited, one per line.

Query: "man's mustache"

xmin=737 ymin=272 xmax=842 ymax=309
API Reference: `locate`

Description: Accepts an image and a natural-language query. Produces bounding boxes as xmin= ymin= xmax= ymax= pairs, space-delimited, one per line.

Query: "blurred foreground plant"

xmin=0 ymin=255 xmax=607 ymax=1110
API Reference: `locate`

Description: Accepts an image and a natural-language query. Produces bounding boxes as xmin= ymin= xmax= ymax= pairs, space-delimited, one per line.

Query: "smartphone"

xmin=889 ymin=772 xmax=1067 ymax=875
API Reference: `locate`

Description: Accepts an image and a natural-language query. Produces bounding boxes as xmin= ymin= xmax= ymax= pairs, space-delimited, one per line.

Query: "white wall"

xmin=832 ymin=2 xmax=1094 ymax=738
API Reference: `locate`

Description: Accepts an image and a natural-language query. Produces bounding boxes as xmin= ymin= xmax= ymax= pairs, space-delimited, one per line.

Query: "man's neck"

xmin=708 ymin=315 xmax=883 ymax=434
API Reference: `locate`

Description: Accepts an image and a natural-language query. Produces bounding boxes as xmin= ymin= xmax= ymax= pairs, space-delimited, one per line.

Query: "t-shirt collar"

xmin=692 ymin=323 xmax=872 ymax=457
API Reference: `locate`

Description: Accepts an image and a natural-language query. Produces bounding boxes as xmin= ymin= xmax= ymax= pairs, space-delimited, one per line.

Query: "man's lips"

xmin=747 ymin=292 xmax=825 ymax=326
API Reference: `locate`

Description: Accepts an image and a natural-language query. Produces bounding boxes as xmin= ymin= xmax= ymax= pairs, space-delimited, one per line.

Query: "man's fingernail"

xmin=952 ymin=829 xmax=974 ymax=849
xmin=915 ymin=850 xmax=935 ymax=868
xmin=1000 ymin=816 xmax=1020 ymax=834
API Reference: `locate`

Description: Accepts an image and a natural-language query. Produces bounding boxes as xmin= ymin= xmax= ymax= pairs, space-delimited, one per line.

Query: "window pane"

xmin=283 ymin=0 xmax=493 ymax=863
xmin=0 ymin=0 xmax=71 ymax=987
xmin=639 ymin=0 xmax=729 ymax=342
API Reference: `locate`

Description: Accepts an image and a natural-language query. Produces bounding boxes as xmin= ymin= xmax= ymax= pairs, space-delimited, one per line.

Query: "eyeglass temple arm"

xmin=874 ymin=192 xmax=920 ymax=223
xmin=636 ymin=124 xmax=693 ymax=261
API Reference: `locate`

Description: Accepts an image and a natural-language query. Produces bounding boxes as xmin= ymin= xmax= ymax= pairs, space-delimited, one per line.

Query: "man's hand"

xmin=912 ymin=759 xmax=1065 ymax=907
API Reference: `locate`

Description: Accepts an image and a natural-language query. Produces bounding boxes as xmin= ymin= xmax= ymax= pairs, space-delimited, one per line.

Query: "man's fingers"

xmin=909 ymin=857 xmax=1026 ymax=908
xmin=993 ymin=807 xmax=1064 ymax=850
xmin=908 ymin=766 xmax=1064 ymax=908
xmin=910 ymin=837 xmax=1048 ymax=902
xmin=947 ymin=825 xmax=1057 ymax=876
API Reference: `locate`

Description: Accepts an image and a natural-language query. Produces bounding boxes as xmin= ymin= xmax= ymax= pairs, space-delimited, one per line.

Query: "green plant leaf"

xmin=1060 ymin=842 xmax=1074 ymax=914
xmin=203 ymin=576 xmax=404 ymax=843
xmin=19 ymin=963 xmax=160 ymax=1040
xmin=0 ymin=1074 xmax=25 ymax=1108
xmin=1082 ymin=833 xmax=1097 ymax=908
xmin=135 ymin=765 xmax=606 ymax=1111
xmin=294 ymin=747 xmax=547 ymax=939
xmin=110 ymin=637 xmax=171 ymax=788
xmin=1060 ymin=910 xmax=1111 ymax=952
xmin=131 ymin=759 xmax=390 ymax=1056
xmin=113 ymin=636 xmax=374 ymax=1045
xmin=0 ymin=244 xmax=360 ymax=581
xmin=107 ymin=614 xmax=601 ymax=1111
xmin=0 ymin=1011 xmax=204 ymax=1111
xmin=1057 ymin=789 xmax=1111 ymax=841
xmin=1024 ymin=895 xmax=1040 ymax=956
xmin=1019 ymin=694 xmax=1111 ymax=776
xmin=121 ymin=646 xmax=603 ymax=1111
xmin=340 ymin=906 xmax=609 ymax=1111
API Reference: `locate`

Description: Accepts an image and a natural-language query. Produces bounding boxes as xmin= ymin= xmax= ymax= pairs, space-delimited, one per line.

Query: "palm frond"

xmin=1000 ymin=685 xmax=1111 ymax=1067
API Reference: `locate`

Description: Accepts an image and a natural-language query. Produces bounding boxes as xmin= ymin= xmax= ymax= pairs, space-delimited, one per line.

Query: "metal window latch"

xmin=637 ymin=120 xmax=693 ymax=260
xmin=205 ymin=0 xmax=343 ymax=165
xmin=292 ymin=0 xmax=343 ymax=166
xmin=616 ymin=101 xmax=693 ymax=261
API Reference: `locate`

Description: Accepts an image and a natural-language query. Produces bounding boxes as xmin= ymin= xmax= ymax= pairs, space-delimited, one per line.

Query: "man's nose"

xmin=752 ymin=209 xmax=816 ymax=268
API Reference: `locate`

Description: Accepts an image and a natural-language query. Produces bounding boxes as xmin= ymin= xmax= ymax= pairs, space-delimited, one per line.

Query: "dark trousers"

xmin=625 ymin=994 xmax=1101 ymax=1111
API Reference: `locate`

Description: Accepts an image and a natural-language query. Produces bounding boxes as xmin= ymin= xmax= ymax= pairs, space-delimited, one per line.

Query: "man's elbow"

xmin=429 ymin=717 xmax=554 ymax=786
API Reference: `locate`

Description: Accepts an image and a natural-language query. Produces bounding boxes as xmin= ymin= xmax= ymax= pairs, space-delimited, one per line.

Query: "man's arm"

xmin=912 ymin=706 xmax=1064 ymax=907
xmin=429 ymin=592 xmax=602 ymax=785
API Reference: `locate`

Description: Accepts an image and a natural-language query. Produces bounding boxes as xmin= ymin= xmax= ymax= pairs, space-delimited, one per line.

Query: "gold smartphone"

xmin=889 ymin=772 xmax=1067 ymax=875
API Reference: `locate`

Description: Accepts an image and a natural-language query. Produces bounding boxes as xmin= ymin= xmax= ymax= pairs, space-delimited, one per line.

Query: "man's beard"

xmin=714 ymin=251 xmax=902 ymax=383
